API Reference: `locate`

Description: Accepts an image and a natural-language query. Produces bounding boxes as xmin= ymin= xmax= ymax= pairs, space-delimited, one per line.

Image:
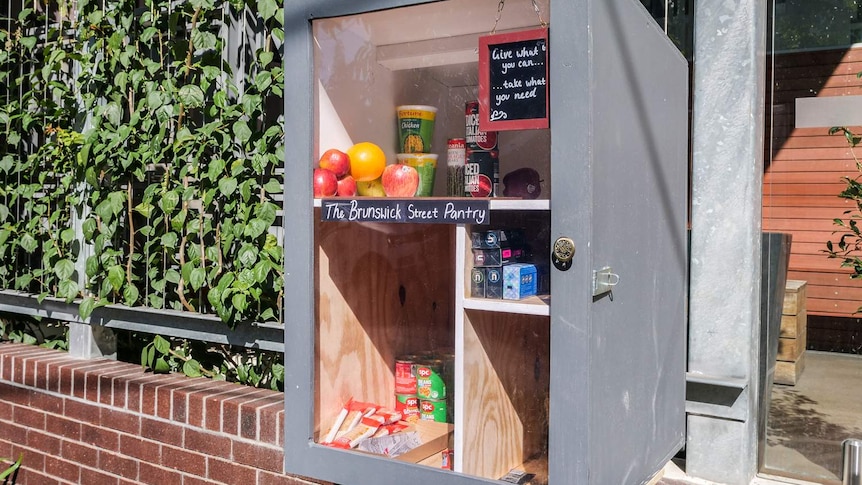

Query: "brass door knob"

xmin=552 ymin=237 xmax=575 ymax=271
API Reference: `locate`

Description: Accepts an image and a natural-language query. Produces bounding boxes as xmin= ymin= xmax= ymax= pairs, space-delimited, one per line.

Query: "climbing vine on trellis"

xmin=0 ymin=0 xmax=285 ymax=326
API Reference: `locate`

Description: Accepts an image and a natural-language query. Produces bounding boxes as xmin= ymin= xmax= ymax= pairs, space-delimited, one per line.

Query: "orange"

xmin=347 ymin=142 xmax=386 ymax=182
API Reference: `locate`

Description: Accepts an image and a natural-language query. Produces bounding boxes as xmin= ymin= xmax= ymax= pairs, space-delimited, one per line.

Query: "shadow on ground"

xmin=767 ymin=389 xmax=862 ymax=478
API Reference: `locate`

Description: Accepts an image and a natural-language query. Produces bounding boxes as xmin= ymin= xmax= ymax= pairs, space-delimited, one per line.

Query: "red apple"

xmin=336 ymin=174 xmax=357 ymax=196
xmin=381 ymin=164 xmax=420 ymax=197
xmin=318 ymin=149 xmax=351 ymax=178
xmin=313 ymin=168 xmax=338 ymax=197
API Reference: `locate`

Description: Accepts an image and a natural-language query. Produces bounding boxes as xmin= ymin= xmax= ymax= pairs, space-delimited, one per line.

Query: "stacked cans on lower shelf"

xmin=394 ymin=351 xmax=454 ymax=423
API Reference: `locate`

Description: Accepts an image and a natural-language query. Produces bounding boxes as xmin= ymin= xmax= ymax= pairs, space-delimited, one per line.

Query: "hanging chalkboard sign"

xmin=478 ymin=28 xmax=549 ymax=131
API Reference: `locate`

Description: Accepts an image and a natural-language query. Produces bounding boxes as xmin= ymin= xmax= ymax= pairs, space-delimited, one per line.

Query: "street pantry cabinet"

xmin=282 ymin=1 xmax=688 ymax=484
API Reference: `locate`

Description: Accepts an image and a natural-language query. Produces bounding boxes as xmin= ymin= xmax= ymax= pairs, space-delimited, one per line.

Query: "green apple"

xmin=356 ymin=177 xmax=385 ymax=197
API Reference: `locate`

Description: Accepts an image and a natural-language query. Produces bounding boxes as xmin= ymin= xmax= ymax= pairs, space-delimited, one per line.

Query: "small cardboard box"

xmin=485 ymin=267 xmax=503 ymax=299
xmin=472 ymin=246 xmax=529 ymax=267
xmin=470 ymin=267 xmax=503 ymax=299
xmin=470 ymin=268 xmax=485 ymax=298
xmin=471 ymin=229 xmax=525 ymax=249
xmin=503 ymin=263 xmax=538 ymax=300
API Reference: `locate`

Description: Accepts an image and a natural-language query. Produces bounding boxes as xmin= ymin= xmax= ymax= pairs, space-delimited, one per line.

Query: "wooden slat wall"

xmin=765 ymin=47 xmax=862 ymax=319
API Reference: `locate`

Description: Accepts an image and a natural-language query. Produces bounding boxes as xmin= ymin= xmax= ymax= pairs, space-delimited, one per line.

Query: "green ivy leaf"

xmin=237 ymin=244 xmax=258 ymax=267
xmin=161 ymin=190 xmax=180 ymax=213
xmin=79 ymin=296 xmax=97 ymax=320
xmin=252 ymin=260 xmax=269 ymax=283
xmin=260 ymin=307 xmax=276 ymax=322
xmin=244 ymin=218 xmax=268 ymax=239
xmin=258 ymin=0 xmax=277 ymax=20
xmin=231 ymin=292 xmax=248 ymax=312
xmin=154 ymin=357 xmax=171 ymax=373
xmin=123 ymin=284 xmax=139 ymax=306
xmin=153 ymin=335 xmax=170 ymax=354
xmin=190 ymin=267 xmax=206 ymax=291
xmin=82 ymin=218 xmax=97 ymax=240
xmin=57 ymin=280 xmax=79 ymax=303
xmin=233 ymin=120 xmax=252 ymax=143
xmin=178 ymin=85 xmax=205 ymax=108
xmin=263 ymin=179 xmax=282 ymax=194
xmin=183 ymin=359 xmax=202 ymax=377
xmin=86 ymin=255 xmax=100 ymax=278
xmin=165 ymin=269 xmax=181 ymax=284
xmin=107 ymin=265 xmax=125 ymax=291
xmin=54 ymin=259 xmax=75 ymax=280
xmin=207 ymin=159 xmax=226 ymax=181
xmin=135 ymin=202 xmax=153 ymax=218
xmin=19 ymin=234 xmax=37 ymax=253
xmin=259 ymin=51 xmax=274 ymax=66
xmin=103 ymin=102 xmax=122 ymax=126
xmin=60 ymin=227 xmax=75 ymax=244
xmin=161 ymin=232 xmax=178 ymax=248
xmin=218 ymin=177 xmax=238 ymax=197
xmin=255 ymin=71 xmax=272 ymax=92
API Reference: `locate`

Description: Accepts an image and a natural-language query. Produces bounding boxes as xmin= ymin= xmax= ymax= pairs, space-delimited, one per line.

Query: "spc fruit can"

xmin=415 ymin=358 xmax=446 ymax=400
xmin=465 ymin=100 xmax=498 ymax=151
xmin=420 ymin=398 xmax=448 ymax=423
xmin=465 ymin=149 xmax=499 ymax=197
xmin=446 ymin=138 xmax=466 ymax=197
xmin=395 ymin=394 xmax=420 ymax=422
xmin=394 ymin=355 xmax=419 ymax=395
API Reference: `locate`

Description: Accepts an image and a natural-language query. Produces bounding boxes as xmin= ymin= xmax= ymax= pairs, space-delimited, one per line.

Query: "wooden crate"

xmin=775 ymin=352 xmax=806 ymax=386
xmin=775 ymin=280 xmax=807 ymax=385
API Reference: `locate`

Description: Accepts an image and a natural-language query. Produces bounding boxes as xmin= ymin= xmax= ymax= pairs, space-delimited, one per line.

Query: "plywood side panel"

xmin=314 ymin=216 xmax=454 ymax=436
xmin=461 ymin=309 xmax=549 ymax=480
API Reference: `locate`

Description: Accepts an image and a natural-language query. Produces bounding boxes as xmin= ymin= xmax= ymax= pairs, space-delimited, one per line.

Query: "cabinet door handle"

xmin=552 ymin=237 xmax=575 ymax=271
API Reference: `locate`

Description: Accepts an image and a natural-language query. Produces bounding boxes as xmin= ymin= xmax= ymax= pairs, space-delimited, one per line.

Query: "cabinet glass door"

xmin=283 ymin=1 xmax=687 ymax=484
xmin=295 ymin=0 xmax=553 ymax=483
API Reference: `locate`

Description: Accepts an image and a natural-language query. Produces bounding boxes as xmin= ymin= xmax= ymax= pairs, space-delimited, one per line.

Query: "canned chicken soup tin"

xmin=397 ymin=105 xmax=437 ymax=153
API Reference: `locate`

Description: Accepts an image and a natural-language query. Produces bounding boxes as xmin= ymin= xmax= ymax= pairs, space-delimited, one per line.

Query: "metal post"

xmin=845 ymin=439 xmax=862 ymax=485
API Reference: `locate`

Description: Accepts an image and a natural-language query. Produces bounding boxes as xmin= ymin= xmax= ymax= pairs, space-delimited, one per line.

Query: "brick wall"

xmin=0 ymin=342 xmax=328 ymax=485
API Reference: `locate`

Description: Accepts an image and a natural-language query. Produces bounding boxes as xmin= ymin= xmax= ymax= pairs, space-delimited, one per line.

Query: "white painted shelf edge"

xmin=462 ymin=295 xmax=551 ymax=316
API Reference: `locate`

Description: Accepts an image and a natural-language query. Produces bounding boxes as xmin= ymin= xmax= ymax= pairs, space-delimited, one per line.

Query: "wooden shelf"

xmin=462 ymin=295 xmax=550 ymax=316
xmin=313 ymin=197 xmax=549 ymax=211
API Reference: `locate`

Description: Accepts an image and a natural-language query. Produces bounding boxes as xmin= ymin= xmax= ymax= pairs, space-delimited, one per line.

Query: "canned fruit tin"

xmin=465 ymin=149 xmax=499 ymax=197
xmin=415 ymin=359 xmax=447 ymax=400
xmin=395 ymin=394 xmax=420 ymax=422
xmin=397 ymin=105 xmax=437 ymax=153
xmin=466 ymin=101 xmax=498 ymax=151
xmin=420 ymin=399 xmax=448 ymax=423
xmin=394 ymin=355 xmax=419 ymax=395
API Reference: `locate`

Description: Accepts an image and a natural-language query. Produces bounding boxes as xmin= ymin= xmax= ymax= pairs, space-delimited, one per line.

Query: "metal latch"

xmin=592 ymin=266 xmax=620 ymax=297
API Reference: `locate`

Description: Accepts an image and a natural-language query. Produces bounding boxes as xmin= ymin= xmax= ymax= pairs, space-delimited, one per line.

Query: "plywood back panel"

xmin=314 ymin=215 xmax=455 ymax=437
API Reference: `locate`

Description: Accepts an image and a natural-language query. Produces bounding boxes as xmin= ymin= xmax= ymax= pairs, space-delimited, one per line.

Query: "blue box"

xmin=503 ymin=263 xmax=538 ymax=300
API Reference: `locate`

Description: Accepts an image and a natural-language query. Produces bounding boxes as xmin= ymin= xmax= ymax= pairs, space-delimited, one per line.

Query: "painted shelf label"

xmin=478 ymin=28 xmax=550 ymax=131
xmin=320 ymin=198 xmax=490 ymax=225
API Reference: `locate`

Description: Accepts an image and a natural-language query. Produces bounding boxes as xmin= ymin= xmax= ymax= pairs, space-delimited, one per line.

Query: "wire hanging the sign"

xmin=490 ymin=0 xmax=549 ymax=35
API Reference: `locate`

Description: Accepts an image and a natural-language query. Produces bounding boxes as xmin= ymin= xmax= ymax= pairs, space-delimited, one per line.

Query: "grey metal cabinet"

xmin=282 ymin=1 xmax=688 ymax=484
